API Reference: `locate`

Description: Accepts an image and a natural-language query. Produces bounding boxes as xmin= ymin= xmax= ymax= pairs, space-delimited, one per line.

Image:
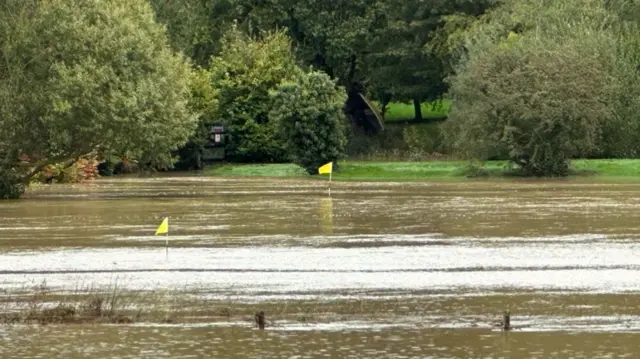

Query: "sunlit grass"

xmin=204 ymin=159 xmax=640 ymax=182
xmin=384 ymin=100 xmax=451 ymax=122
xmin=571 ymin=159 xmax=640 ymax=179
xmin=204 ymin=163 xmax=308 ymax=177
xmin=205 ymin=160 xmax=507 ymax=181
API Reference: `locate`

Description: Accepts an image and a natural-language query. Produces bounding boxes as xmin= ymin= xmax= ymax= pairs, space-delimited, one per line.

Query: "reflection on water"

xmin=319 ymin=197 xmax=333 ymax=234
xmin=3 ymin=176 xmax=640 ymax=357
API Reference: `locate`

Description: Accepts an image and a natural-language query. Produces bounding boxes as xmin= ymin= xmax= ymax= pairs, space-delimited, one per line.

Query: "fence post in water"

xmin=503 ymin=310 xmax=511 ymax=331
xmin=255 ymin=311 xmax=265 ymax=330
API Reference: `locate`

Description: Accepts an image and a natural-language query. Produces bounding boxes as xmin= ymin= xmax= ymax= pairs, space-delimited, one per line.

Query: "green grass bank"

xmin=383 ymin=100 xmax=451 ymax=122
xmin=204 ymin=159 xmax=640 ymax=182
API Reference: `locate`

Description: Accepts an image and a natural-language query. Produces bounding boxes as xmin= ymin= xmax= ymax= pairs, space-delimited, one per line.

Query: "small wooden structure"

xmin=202 ymin=125 xmax=226 ymax=162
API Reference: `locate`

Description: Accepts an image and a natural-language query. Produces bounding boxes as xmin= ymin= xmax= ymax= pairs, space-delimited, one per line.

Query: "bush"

xmin=270 ymin=71 xmax=348 ymax=174
xmin=402 ymin=123 xmax=446 ymax=155
xmin=345 ymin=122 xmax=452 ymax=161
xmin=445 ymin=32 xmax=616 ymax=176
xmin=0 ymin=168 xmax=24 ymax=199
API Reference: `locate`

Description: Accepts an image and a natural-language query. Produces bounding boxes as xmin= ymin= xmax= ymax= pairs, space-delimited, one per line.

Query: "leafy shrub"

xmin=0 ymin=167 xmax=24 ymax=199
xmin=270 ymin=71 xmax=348 ymax=174
xmin=445 ymin=33 xmax=616 ymax=176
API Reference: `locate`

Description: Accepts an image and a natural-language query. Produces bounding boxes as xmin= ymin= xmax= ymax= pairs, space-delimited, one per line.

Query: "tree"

xmin=174 ymin=67 xmax=218 ymax=170
xmin=270 ymin=71 xmax=348 ymax=174
xmin=0 ymin=0 xmax=197 ymax=198
xmin=444 ymin=0 xmax=619 ymax=176
xmin=209 ymin=28 xmax=300 ymax=162
xmin=366 ymin=0 xmax=496 ymax=120
xmin=149 ymin=0 xmax=239 ymax=67
xmin=597 ymin=0 xmax=640 ymax=158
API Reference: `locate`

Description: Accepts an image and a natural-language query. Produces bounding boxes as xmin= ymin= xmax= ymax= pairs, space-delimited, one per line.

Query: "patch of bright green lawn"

xmin=205 ymin=160 xmax=507 ymax=181
xmin=571 ymin=159 xmax=640 ymax=179
xmin=204 ymin=159 xmax=640 ymax=182
xmin=204 ymin=163 xmax=308 ymax=177
xmin=384 ymin=100 xmax=451 ymax=122
xmin=332 ymin=161 xmax=507 ymax=181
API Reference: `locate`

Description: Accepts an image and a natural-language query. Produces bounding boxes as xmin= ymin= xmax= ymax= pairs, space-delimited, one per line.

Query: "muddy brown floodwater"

xmin=2 ymin=175 xmax=640 ymax=358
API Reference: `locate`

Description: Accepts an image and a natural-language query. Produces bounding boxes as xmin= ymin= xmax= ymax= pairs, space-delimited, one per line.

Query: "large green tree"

xmin=444 ymin=0 xmax=620 ymax=176
xmin=270 ymin=71 xmax=348 ymax=174
xmin=209 ymin=28 xmax=300 ymax=162
xmin=150 ymin=0 xmax=384 ymax=105
xmin=149 ymin=0 xmax=497 ymax=125
xmin=0 ymin=0 xmax=197 ymax=198
xmin=149 ymin=0 xmax=240 ymax=67
xmin=366 ymin=0 xmax=495 ymax=120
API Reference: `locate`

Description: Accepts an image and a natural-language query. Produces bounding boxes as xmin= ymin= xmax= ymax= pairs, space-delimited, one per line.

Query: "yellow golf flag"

xmin=318 ymin=162 xmax=333 ymax=174
xmin=155 ymin=217 xmax=168 ymax=235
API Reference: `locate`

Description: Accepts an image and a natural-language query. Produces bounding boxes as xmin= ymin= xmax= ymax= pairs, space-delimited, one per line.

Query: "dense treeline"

xmin=3 ymin=0 xmax=640 ymax=198
xmin=149 ymin=0 xmax=495 ymax=169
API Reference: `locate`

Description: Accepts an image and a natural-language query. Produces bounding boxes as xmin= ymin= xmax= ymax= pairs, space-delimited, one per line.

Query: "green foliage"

xmin=0 ymin=167 xmax=24 ymax=200
xmin=175 ymin=67 xmax=218 ymax=170
xmin=210 ymin=28 xmax=299 ymax=162
xmin=0 ymin=0 xmax=197 ymax=193
xmin=345 ymin=122 xmax=450 ymax=161
xmin=402 ymin=124 xmax=445 ymax=155
xmin=270 ymin=71 xmax=348 ymax=174
xmin=366 ymin=0 xmax=496 ymax=112
xmin=149 ymin=0 xmax=236 ymax=66
xmin=599 ymin=4 xmax=640 ymax=158
xmin=445 ymin=0 xmax=619 ymax=176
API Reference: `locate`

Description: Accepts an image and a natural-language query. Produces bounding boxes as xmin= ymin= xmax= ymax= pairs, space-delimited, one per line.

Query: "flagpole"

xmin=155 ymin=217 xmax=170 ymax=260
xmin=328 ymin=169 xmax=332 ymax=196
xmin=165 ymin=218 xmax=169 ymax=260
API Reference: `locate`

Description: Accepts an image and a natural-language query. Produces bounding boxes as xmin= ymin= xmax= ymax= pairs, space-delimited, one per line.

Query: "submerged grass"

xmin=204 ymin=159 xmax=640 ymax=182
xmin=0 ymin=283 xmax=178 ymax=325
xmin=5 ymin=283 xmax=640 ymax=328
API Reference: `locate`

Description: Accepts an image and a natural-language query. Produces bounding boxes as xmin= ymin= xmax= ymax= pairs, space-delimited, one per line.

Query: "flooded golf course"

xmin=2 ymin=175 xmax=640 ymax=357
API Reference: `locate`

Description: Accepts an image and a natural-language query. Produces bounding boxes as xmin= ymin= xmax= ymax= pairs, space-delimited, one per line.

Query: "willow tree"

xmin=0 ymin=0 xmax=197 ymax=198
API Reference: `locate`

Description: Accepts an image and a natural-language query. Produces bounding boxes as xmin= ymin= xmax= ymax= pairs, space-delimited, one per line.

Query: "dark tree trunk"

xmin=413 ymin=98 xmax=422 ymax=121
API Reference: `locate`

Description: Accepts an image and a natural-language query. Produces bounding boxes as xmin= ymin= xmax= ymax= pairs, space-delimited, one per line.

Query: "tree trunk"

xmin=413 ymin=98 xmax=422 ymax=121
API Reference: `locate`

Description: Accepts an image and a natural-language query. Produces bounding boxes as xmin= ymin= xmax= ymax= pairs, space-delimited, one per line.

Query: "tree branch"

xmin=19 ymin=150 xmax=93 ymax=184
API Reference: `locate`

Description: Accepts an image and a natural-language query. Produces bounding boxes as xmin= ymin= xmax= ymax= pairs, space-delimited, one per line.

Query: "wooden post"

xmin=503 ymin=310 xmax=511 ymax=331
xmin=255 ymin=311 xmax=265 ymax=330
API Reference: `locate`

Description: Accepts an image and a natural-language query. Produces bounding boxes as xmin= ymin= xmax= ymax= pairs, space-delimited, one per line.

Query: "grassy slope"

xmin=384 ymin=100 xmax=451 ymax=122
xmin=204 ymin=159 xmax=640 ymax=182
